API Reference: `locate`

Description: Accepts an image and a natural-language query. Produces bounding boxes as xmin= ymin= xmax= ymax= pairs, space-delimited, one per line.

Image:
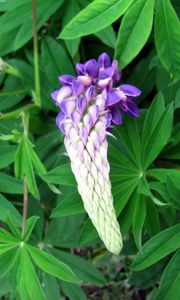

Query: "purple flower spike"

xmin=51 ymin=52 xmax=141 ymax=255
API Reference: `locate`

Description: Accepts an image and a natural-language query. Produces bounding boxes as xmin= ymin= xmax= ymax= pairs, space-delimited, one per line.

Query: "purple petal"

xmin=85 ymin=85 xmax=96 ymax=101
xmin=51 ymin=90 xmax=59 ymax=102
xmin=58 ymin=75 xmax=75 ymax=85
xmin=106 ymin=90 xmax=121 ymax=107
xmin=60 ymin=100 xmax=76 ymax=117
xmin=98 ymin=53 xmax=111 ymax=68
xmin=98 ymin=77 xmax=112 ymax=89
xmin=77 ymin=75 xmax=92 ymax=87
xmin=76 ymin=63 xmax=85 ymax=75
xmin=88 ymin=105 xmax=99 ymax=125
xmin=111 ymin=60 xmax=122 ymax=83
xmin=71 ymin=111 xmax=81 ymax=125
xmin=56 ymin=111 xmax=65 ymax=127
xmin=83 ymin=114 xmax=93 ymax=134
xmin=72 ymin=80 xmax=84 ymax=96
xmin=120 ymin=84 xmax=141 ymax=97
xmin=84 ymin=59 xmax=99 ymax=78
xmin=110 ymin=107 xmax=122 ymax=125
xmin=77 ymin=96 xmax=86 ymax=114
xmin=99 ymin=67 xmax=115 ymax=80
xmin=55 ymin=86 xmax=72 ymax=104
xmin=126 ymin=100 xmax=140 ymax=117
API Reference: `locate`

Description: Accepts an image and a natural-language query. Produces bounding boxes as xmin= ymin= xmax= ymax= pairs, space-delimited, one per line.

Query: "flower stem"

xmin=0 ymin=103 xmax=38 ymax=121
xmin=32 ymin=0 xmax=41 ymax=107
xmin=21 ymin=112 xmax=29 ymax=239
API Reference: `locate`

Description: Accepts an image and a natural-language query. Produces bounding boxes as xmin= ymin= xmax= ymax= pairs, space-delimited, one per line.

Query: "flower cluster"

xmin=51 ymin=53 xmax=141 ymax=255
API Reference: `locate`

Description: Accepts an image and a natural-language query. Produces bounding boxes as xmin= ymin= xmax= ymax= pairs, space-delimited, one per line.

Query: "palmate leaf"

xmin=60 ymin=282 xmax=87 ymax=300
xmin=142 ymin=94 xmax=174 ymax=169
xmin=60 ymin=0 xmax=133 ymax=39
xmin=153 ymin=249 xmax=180 ymax=300
xmin=51 ymin=248 xmax=106 ymax=286
xmin=0 ymin=194 xmax=21 ymax=226
xmin=40 ymin=164 xmax=76 ymax=186
xmin=132 ymin=223 xmax=180 ymax=271
xmin=132 ymin=193 xmax=146 ymax=252
xmin=0 ymin=0 xmax=65 ymax=56
xmin=129 ymin=257 xmax=169 ymax=289
xmin=14 ymin=136 xmax=39 ymax=199
xmin=61 ymin=0 xmax=81 ymax=57
xmin=0 ymin=172 xmax=23 ymax=194
xmin=155 ymin=0 xmax=180 ymax=82
xmin=115 ymin=0 xmax=154 ymax=69
xmin=0 ymin=248 xmax=19 ymax=279
xmin=27 ymin=245 xmax=79 ymax=283
xmin=144 ymin=198 xmax=160 ymax=237
xmin=18 ymin=246 xmax=46 ymax=300
xmin=51 ymin=190 xmax=84 ymax=218
xmin=0 ymin=142 xmax=17 ymax=169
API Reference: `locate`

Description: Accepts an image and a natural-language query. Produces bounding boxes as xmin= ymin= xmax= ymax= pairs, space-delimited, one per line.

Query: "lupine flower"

xmin=51 ymin=53 xmax=141 ymax=255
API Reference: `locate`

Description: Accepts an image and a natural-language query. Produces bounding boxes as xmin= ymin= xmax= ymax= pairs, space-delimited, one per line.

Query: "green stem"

xmin=32 ymin=0 xmax=41 ymax=107
xmin=0 ymin=103 xmax=38 ymax=121
xmin=0 ymin=89 xmax=26 ymax=97
xmin=21 ymin=112 xmax=29 ymax=239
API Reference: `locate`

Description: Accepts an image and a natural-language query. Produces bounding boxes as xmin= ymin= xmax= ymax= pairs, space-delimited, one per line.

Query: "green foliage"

xmin=0 ymin=0 xmax=179 ymax=299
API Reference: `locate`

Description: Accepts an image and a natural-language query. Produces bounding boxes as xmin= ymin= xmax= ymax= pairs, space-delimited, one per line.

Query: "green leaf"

xmin=0 ymin=142 xmax=17 ymax=169
xmin=27 ymin=245 xmax=80 ymax=283
xmin=41 ymin=36 xmax=74 ymax=85
xmin=6 ymin=214 xmax=21 ymax=240
xmin=144 ymin=198 xmax=160 ymax=237
xmin=40 ymin=164 xmax=76 ymax=186
xmin=40 ymin=273 xmax=61 ymax=300
xmin=51 ymin=249 xmax=106 ymax=286
xmin=24 ymin=216 xmax=40 ymax=242
xmin=51 ymin=190 xmax=84 ymax=217
xmin=142 ymin=102 xmax=174 ymax=169
xmin=132 ymin=223 xmax=180 ymax=271
xmin=0 ymin=248 xmax=19 ymax=279
xmin=60 ymin=0 xmax=134 ymax=39
xmin=79 ymin=218 xmax=98 ymax=247
xmin=0 ymin=244 xmax=18 ymax=255
xmin=153 ymin=250 xmax=180 ymax=300
xmin=14 ymin=136 xmax=39 ymax=199
xmin=119 ymin=192 xmax=137 ymax=236
xmin=115 ymin=0 xmax=154 ymax=69
xmin=0 ymin=0 xmax=65 ymax=56
xmin=95 ymin=25 xmax=116 ymax=48
xmin=0 ymin=172 xmax=23 ymax=194
xmin=0 ymin=194 xmax=21 ymax=226
xmin=60 ymin=282 xmax=87 ymax=300
xmin=129 ymin=257 xmax=168 ymax=289
xmin=132 ymin=193 xmax=146 ymax=252
xmin=142 ymin=93 xmax=165 ymax=149
xmin=0 ymin=228 xmax=19 ymax=244
xmin=0 ymin=76 xmax=26 ymax=112
xmin=146 ymin=168 xmax=180 ymax=183
xmin=61 ymin=0 xmax=81 ymax=57
xmin=155 ymin=0 xmax=180 ymax=81
xmin=166 ymin=176 xmax=180 ymax=210
xmin=18 ymin=246 xmax=46 ymax=300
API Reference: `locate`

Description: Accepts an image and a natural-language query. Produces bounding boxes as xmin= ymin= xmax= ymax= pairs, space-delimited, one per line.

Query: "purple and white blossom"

xmin=51 ymin=53 xmax=141 ymax=254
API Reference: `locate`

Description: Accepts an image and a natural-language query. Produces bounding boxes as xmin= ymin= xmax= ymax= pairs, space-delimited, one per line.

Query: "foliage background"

xmin=0 ymin=0 xmax=180 ymax=299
